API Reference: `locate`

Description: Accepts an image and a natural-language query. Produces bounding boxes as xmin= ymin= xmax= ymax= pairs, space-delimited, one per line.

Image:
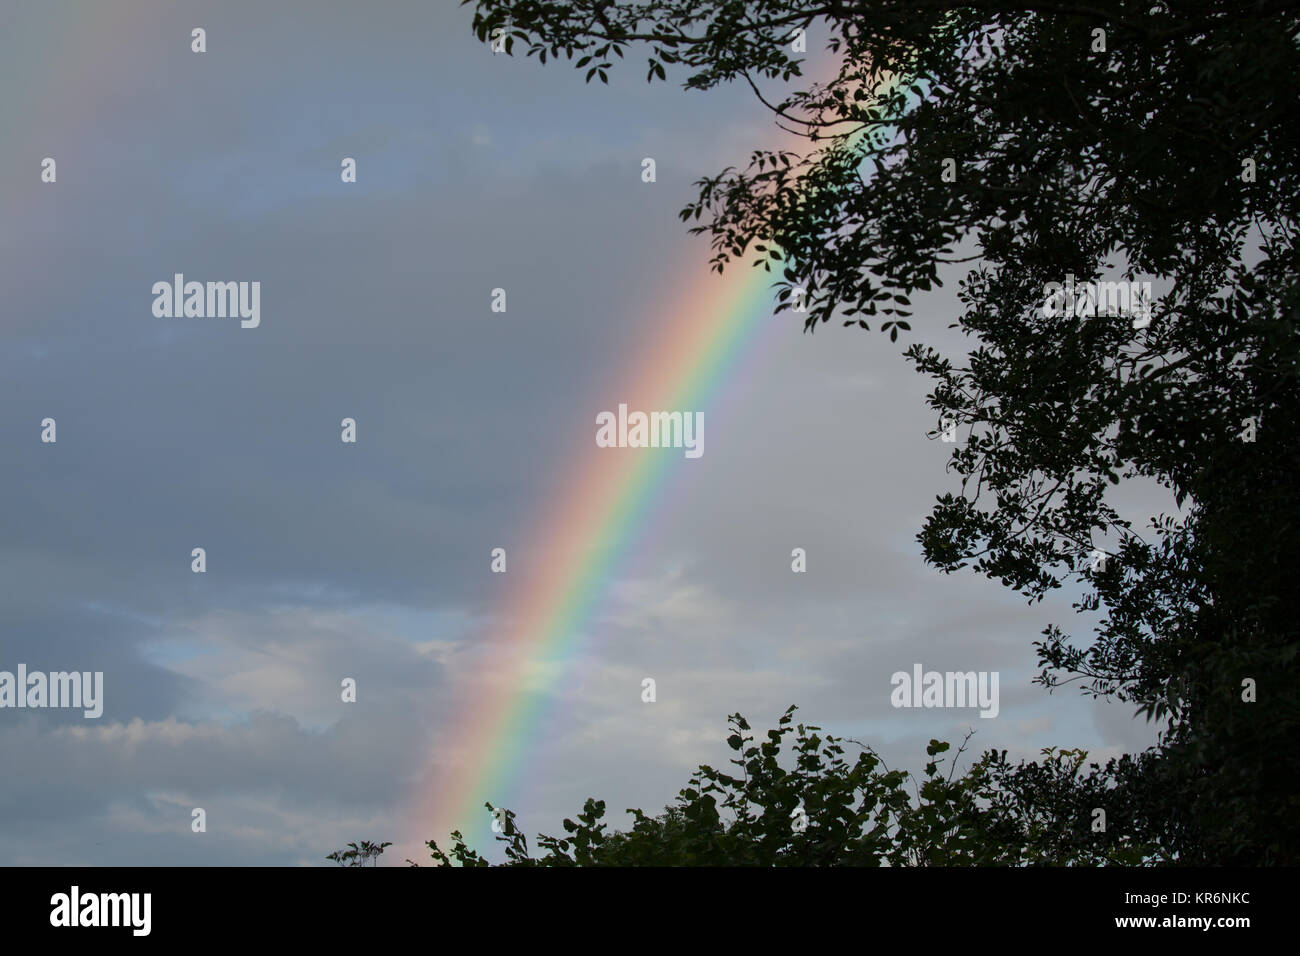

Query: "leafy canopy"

xmin=376 ymin=707 xmax=1168 ymax=866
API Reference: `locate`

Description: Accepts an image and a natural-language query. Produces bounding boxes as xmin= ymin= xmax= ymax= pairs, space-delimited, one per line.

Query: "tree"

xmin=458 ymin=0 xmax=1300 ymax=863
xmin=326 ymin=840 xmax=393 ymax=867
xmin=372 ymin=707 xmax=1168 ymax=866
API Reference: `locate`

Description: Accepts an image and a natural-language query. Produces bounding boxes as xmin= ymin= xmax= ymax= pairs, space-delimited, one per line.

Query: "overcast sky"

xmin=0 ymin=0 xmax=1164 ymax=866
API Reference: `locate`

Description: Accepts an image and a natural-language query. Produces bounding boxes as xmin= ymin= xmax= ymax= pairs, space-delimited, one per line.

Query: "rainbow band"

xmin=408 ymin=269 xmax=778 ymax=854
xmin=408 ymin=64 xmax=915 ymax=857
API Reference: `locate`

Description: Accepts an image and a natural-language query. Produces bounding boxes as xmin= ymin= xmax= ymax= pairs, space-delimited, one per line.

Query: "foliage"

xmin=326 ymin=840 xmax=393 ymax=867
xmin=383 ymin=707 xmax=1169 ymax=866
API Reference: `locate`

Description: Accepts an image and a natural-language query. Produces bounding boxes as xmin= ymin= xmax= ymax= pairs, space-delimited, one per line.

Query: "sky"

xmin=0 ymin=0 xmax=1165 ymax=866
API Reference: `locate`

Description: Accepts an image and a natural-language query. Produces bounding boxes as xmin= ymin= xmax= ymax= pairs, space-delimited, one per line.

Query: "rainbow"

xmin=406 ymin=264 xmax=779 ymax=856
xmin=407 ymin=57 xmax=914 ymax=859
xmin=2 ymin=2 xmax=155 ymax=287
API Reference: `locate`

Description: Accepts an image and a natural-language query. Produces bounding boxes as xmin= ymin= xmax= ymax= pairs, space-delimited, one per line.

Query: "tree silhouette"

xmin=358 ymin=707 xmax=1168 ymax=866
xmin=326 ymin=840 xmax=392 ymax=867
